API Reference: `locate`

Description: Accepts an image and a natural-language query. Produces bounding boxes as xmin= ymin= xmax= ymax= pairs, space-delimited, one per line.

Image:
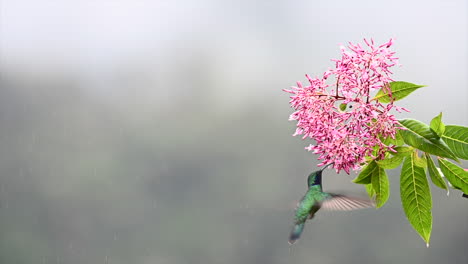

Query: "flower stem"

xmin=335 ymin=77 xmax=340 ymax=97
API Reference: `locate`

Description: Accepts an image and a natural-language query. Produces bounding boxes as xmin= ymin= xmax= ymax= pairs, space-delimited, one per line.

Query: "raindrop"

xmin=114 ymin=232 xmax=118 ymax=241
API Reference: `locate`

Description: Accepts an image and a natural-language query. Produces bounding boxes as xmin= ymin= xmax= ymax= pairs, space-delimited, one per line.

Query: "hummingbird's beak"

xmin=320 ymin=163 xmax=334 ymax=171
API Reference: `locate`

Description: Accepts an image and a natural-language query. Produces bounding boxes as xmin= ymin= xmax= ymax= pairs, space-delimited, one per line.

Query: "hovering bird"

xmin=289 ymin=164 xmax=374 ymax=244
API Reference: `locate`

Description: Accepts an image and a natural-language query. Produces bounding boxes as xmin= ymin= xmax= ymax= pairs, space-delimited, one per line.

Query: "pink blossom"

xmin=284 ymin=38 xmax=402 ymax=174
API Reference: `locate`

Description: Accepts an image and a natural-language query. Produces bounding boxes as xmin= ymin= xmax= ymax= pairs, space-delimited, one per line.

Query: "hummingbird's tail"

xmin=288 ymin=223 xmax=305 ymax=244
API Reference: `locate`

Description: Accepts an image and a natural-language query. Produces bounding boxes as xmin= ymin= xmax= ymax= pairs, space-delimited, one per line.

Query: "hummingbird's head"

xmin=307 ymin=163 xmax=333 ymax=187
xmin=307 ymin=171 xmax=323 ymax=187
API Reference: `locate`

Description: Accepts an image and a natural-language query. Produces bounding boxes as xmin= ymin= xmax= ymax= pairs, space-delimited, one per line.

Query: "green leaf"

xmin=400 ymin=155 xmax=432 ymax=246
xmin=438 ymin=158 xmax=468 ymax=193
xmin=425 ymin=153 xmax=448 ymax=192
xmin=373 ymin=81 xmax=425 ymax=103
xmin=371 ymin=166 xmax=390 ymax=208
xmin=376 ymin=155 xmax=404 ymax=169
xmin=339 ymin=103 xmax=347 ymax=111
xmin=381 ymin=129 xmax=404 ymax=146
xmin=394 ymin=129 xmax=405 ymax=146
xmin=441 ymin=125 xmax=468 ymax=160
xmin=398 ymin=119 xmax=459 ymax=161
xmin=365 ymin=183 xmax=375 ymax=199
xmin=371 ymin=145 xmax=380 ymax=158
xmin=353 ymin=161 xmax=377 ymax=184
xmin=412 ymin=150 xmax=427 ymax=168
xmin=430 ymin=112 xmax=445 ymax=138
xmin=392 ymin=146 xmax=414 ymax=157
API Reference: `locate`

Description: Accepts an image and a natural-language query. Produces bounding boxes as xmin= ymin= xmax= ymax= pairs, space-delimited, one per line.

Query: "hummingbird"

xmin=289 ymin=164 xmax=374 ymax=244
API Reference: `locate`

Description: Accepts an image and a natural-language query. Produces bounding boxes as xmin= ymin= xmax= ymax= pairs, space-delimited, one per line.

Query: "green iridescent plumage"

xmin=289 ymin=164 xmax=374 ymax=244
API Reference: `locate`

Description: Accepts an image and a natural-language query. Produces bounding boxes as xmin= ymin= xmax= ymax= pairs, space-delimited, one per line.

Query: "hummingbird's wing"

xmin=321 ymin=194 xmax=374 ymax=211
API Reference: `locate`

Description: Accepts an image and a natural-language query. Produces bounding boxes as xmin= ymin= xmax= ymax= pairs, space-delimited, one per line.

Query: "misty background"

xmin=1 ymin=0 xmax=467 ymax=263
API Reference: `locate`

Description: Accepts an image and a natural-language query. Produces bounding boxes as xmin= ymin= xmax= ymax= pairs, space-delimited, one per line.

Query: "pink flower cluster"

xmin=284 ymin=39 xmax=404 ymax=174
